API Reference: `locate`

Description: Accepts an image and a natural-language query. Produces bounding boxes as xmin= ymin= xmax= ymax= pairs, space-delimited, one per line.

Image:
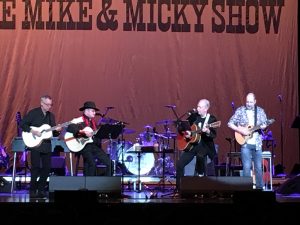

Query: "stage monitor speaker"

xmin=49 ymin=176 xmax=85 ymax=192
xmin=180 ymin=176 xmax=253 ymax=198
xmin=276 ymin=175 xmax=300 ymax=194
xmin=49 ymin=176 xmax=122 ymax=200
xmin=0 ymin=177 xmax=11 ymax=193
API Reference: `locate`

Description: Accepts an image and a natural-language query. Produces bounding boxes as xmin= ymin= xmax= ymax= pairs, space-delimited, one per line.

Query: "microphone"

xmin=165 ymin=104 xmax=176 ymax=108
xmin=95 ymin=113 xmax=104 ymax=117
xmin=187 ymin=108 xmax=196 ymax=115
xmin=277 ymin=95 xmax=282 ymax=102
xmin=106 ymin=106 xmax=115 ymax=109
xmin=231 ymin=101 xmax=235 ymax=110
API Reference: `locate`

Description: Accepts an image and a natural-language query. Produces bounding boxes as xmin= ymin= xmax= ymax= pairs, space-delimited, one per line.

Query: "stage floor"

xmin=1 ymin=178 xmax=300 ymax=224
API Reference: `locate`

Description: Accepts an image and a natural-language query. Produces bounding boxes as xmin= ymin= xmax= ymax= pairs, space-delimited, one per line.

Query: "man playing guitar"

xmin=66 ymin=101 xmax=111 ymax=176
xmin=176 ymin=99 xmax=219 ymax=192
xmin=21 ymin=95 xmax=62 ymax=198
xmin=227 ymin=93 xmax=272 ymax=190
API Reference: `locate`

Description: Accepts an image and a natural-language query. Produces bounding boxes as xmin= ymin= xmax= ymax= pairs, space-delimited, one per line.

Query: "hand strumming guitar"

xmin=80 ymin=128 xmax=94 ymax=137
xmin=30 ymin=128 xmax=42 ymax=137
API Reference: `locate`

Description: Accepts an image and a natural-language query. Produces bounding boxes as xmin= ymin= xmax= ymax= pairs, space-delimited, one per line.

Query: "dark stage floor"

xmin=1 ymin=174 xmax=300 ymax=224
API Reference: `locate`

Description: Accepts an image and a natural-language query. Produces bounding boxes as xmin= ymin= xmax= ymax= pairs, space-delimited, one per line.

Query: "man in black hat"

xmin=66 ymin=101 xmax=112 ymax=176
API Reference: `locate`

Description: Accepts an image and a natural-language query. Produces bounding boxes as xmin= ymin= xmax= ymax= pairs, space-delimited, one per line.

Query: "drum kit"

xmin=103 ymin=118 xmax=177 ymax=177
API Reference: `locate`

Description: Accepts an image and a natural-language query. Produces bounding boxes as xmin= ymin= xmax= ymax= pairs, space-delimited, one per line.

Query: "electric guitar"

xmin=22 ymin=117 xmax=83 ymax=148
xmin=64 ymin=127 xmax=99 ymax=152
xmin=177 ymin=121 xmax=221 ymax=151
xmin=234 ymin=119 xmax=275 ymax=145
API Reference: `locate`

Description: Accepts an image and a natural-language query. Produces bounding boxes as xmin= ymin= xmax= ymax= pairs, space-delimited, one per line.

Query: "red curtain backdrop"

xmin=0 ymin=0 xmax=298 ymax=172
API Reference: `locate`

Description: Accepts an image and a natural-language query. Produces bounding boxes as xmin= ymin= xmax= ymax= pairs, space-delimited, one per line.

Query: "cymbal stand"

xmin=136 ymin=150 xmax=142 ymax=193
xmin=120 ymin=130 xmax=126 ymax=193
xmin=107 ymin=133 xmax=116 ymax=176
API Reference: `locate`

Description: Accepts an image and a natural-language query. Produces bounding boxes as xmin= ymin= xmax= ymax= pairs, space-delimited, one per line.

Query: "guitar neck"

xmin=190 ymin=121 xmax=220 ymax=135
xmin=249 ymin=125 xmax=261 ymax=133
xmin=45 ymin=121 xmax=72 ymax=132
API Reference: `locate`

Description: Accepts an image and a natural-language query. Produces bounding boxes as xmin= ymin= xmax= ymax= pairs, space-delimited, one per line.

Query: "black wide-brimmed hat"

xmin=79 ymin=101 xmax=99 ymax=111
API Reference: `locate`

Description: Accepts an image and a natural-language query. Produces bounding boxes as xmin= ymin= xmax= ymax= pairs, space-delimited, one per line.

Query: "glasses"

xmin=42 ymin=101 xmax=53 ymax=107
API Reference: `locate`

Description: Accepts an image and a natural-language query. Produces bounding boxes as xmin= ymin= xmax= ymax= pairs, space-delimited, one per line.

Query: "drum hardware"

xmin=122 ymin=128 xmax=136 ymax=135
xmin=156 ymin=119 xmax=176 ymax=125
xmin=118 ymin=143 xmax=155 ymax=176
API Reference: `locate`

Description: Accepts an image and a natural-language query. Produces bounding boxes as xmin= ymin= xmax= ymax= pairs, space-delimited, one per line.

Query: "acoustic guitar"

xmin=22 ymin=117 xmax=83 ymax=148
xmin=177 ymin=121 xmax=221 ymax=151
xmin=234 ymin=119 xmax=275 ymax=145
xmin=64 ymin=127 xmax=99 ymax=152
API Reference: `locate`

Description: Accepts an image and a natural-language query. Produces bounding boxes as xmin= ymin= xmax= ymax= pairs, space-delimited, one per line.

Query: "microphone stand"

xmin=279 ymin=96 xmax=284 ymax=168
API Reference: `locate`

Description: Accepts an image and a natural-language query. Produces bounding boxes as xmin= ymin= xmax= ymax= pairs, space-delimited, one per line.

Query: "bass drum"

xmin=118 ymin=143 xmax=155 ymax=176
xmin=108 ymin=141 xmax=133 ymax=162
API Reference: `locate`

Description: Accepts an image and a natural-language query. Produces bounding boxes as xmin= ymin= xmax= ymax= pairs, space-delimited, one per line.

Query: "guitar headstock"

xmin=267 ymin=118 xmax=275 ymax=125
xmin=15 ymin=112 xmax=22 ymax=125
xmin=15 ymin=112 xmax=22 ymax=137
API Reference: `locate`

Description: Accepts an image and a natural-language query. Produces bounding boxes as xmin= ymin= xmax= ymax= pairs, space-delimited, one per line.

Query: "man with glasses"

xmin=21 ymin=95 xmax=61 ymax=198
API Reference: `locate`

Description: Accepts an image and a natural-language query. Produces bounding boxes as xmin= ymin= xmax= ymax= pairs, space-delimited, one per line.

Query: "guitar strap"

xmin=203 ymin=113 xmax=210 ymax=128
xmin=254 ymin=106 xmax=257 ymax=126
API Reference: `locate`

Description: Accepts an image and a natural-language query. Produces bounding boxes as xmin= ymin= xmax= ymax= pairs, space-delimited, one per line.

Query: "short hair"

xmin=247 ymin=92 xmax=256 ymax=100
xmin=199 ymin=99 xmax=210 ymax=108
xmin=41 ymin=95 xmax=52 ymax=101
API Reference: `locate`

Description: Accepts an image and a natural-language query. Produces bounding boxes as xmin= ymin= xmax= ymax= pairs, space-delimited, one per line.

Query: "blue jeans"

xmin=241 ymin=144 xmax=263 ymax=189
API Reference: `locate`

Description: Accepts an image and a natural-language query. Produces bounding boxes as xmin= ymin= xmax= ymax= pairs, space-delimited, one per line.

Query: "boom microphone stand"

xmin=278 ymin=95 xmax=284 ymax=168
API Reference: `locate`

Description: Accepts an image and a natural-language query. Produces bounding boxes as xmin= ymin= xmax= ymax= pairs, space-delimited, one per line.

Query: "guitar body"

xmin=177 ymin=124 xmax=201 ymax=151
xmin=22 ymin=124 xmax=53 ymax=148
xmin=234 ymin=119 xmax=275 ymax=145
xmin=21 ymin=117 xmax=83 ymax=148
xmin=234 ymin=125 xmax=253 ymax=145
xmin=64 ymin=127 xmax=94 ymax=152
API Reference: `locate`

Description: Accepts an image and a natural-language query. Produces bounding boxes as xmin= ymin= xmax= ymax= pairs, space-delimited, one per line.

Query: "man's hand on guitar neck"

xmin=55 ymin=125 xmax=62 ymax=132
xmin=202 ymin=126 xmax=210 ymax=135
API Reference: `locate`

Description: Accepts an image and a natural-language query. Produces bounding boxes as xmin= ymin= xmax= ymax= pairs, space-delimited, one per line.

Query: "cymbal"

xmin=122 ymin=128 xmax=136 ymax=134
xmin=144 ymin=125 xmax=153 ymax=129
xmin=156 ymin=119 xmax=175 ymax=125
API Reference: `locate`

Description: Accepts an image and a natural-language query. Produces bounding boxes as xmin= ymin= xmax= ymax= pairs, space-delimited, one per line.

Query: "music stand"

xmin=95 ymin=124 xmax=124 ymax=140
xmin=95 ymin=124 xmax=124 ymax=177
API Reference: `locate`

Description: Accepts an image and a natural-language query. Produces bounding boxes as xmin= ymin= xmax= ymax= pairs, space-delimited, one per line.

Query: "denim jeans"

xmin=241 ymin=144 xmax=263 ymax=189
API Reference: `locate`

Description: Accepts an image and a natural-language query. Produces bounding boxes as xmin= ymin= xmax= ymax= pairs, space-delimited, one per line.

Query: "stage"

xmin=1 ymin=174 xmax=300 ymax=224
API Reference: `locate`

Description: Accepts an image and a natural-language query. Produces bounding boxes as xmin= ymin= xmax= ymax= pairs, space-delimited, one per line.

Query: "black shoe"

xmin=37 ymin=191 xmax=47 ymax=199
xmin=29 ymin=190 xmax=38 ymax=198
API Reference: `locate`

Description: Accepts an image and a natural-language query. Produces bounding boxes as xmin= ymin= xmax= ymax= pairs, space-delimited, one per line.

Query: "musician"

xmin=66 ymin=101 xmax=111 ymax=176
xmin=0 ymin=146 xmax=9 ymax=172
xmin=20 ymin=95 xmax=61 ymax=198
xmin=176 ymin=99 xmax=218 ymax=191
xmin=227 ymin=92 xmax=268 ymax=190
